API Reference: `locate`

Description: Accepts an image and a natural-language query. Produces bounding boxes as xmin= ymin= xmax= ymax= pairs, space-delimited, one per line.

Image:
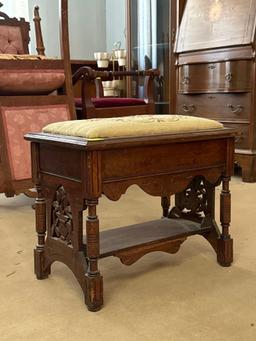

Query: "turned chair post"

xmin=33 ymin=6 xmax=45 ymax=56
xmin=59 ymin=0 xmax=76 ymax=118
xmin=34 ymin=183 xmax=49 ymax=279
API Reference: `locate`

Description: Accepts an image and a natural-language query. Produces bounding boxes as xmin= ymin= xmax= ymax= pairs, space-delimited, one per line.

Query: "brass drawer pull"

xmin=225 ymin=73 xmax=233 ymax=82
xmin=182 ymin=104 xmax=196 ymax=113
xmin=181 ymin=76 xmax=190 ymax=85
xmin=227 ymin=104 xmax=244 ymax=113
xmin=235 ymin=134 xmax=244 ymax=143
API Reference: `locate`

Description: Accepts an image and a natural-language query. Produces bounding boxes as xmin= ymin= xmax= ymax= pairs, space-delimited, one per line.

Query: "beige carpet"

xmin=0 ymin=176 xmax=256 ymax=341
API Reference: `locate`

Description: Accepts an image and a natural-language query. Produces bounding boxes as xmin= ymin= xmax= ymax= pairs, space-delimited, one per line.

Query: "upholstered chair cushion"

xmin=2 ymin=105 xmax=70 ymax=180
xmin=75 ymin=97 xmax=146 ymax=108
xmin=0 ymin=69 xmax=65 ymax=95
xmin=0 ymin=26 xmax=25 ymax=54
xmin=43 ymin=115 xmax=224 ymax=140
xmin=0 ymin=54 xmax=48 ymax=60
xmin=0 ymin=54 xmax=64 ymax=94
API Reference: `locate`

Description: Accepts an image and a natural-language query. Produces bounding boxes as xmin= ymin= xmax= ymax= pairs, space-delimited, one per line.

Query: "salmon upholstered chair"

xmin=0 ymin=4 xmax=75 ymax=197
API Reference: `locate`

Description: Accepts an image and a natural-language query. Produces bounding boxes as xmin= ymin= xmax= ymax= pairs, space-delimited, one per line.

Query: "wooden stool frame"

xmin=25 ymin=128 xmax=235 ymax=311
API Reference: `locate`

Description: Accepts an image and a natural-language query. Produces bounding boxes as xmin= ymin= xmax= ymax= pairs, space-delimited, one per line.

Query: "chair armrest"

xmin=72 ymin=66 xmax=95 ymax=85
xmin=72 ymin=66 xmax=160 ymax=83
xmin=92 ymin=68 xmax=160 ymax=81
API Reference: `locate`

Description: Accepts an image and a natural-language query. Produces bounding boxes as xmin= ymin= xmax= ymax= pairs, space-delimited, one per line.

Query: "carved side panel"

xmin=169 ymin=176 xmax=215 ymax=223
xmin=51 ymin=186 xmax=73 ymax=245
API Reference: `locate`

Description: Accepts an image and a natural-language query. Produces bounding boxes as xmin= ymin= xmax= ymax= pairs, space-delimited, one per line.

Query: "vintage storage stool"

xmin=25 ymin=115 xmax=236 ymax=311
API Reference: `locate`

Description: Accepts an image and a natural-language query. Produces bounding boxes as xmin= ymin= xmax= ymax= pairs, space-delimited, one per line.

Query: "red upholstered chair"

xmin=73 ymin=66 xmax=160 ymax=119
xmin=0 ymin=5 xmax=75 ymax=197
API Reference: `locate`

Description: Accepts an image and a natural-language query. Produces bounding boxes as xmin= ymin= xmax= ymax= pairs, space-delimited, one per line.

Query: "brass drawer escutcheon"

xmin=182 ymin=104 xmax=196 ymax=113
xmin=227 ymin=104 xmax=244 ymax=113
xmin=235 ymin=133 xmax=244 ymax=143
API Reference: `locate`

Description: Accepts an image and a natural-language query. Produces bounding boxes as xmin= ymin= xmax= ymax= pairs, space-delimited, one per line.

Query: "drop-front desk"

xmin=25 ymin=127 xmax=235 ymax=311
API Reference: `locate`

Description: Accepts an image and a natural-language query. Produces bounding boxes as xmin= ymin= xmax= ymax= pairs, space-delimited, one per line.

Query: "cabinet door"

xmin=127 ymin=0 xmax=170 ymax=114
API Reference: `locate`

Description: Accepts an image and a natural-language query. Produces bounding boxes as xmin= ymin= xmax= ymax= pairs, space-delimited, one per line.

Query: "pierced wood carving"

xmin=113 ymin=238 xmax=186 ymax=266
xmin=51 ymin=186 xmax=73 ymax=245
xmin=169 ymin=176 xmax=215 ymax=223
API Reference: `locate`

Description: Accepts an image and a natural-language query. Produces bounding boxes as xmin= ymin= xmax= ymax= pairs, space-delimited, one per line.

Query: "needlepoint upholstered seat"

xmin=43 ymin=115 xmax=224 ymax=139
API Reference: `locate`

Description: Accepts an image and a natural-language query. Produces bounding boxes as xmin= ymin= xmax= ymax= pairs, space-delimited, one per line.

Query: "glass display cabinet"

xmin=127 ymin=0 xmax=169 ymax=113
xmin=126 ymin=0 xmax=181 ymax=114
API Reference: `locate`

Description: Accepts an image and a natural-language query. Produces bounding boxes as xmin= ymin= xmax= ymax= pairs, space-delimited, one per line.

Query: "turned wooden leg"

xmin=161 ymin=196 xmax=170 ymax=217
xmin=217 ymin=176 xmax=233 ymax=267
xmin=34 ymin=184 xmax=50 ymax=279
xmin=85 ymin=199 xmax=103 ymax=311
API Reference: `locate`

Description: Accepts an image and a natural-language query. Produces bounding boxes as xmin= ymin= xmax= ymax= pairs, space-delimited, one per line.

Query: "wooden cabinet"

xmin=175 ymin=0 xmax=256 ymax=182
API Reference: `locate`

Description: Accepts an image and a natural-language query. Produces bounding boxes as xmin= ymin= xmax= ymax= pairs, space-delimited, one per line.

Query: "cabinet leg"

xmin=236 ymin=154 xmax=256 ymax=182
xmin=34 ymin=184 xmax=50 ymax=279
xmin=85 ymin=199 xmax=103 ymax=311
xmin=241 ymin=156 xmax=256 ymax=183
xmin=217 ymin=177 xmax=233 ymax=267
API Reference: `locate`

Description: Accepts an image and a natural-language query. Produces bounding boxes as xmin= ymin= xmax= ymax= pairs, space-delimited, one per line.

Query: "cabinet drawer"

xmin=178 ymin=60 xmax=252 ymax=93
xmin=177 ymin=93 xmax=250 ymax=121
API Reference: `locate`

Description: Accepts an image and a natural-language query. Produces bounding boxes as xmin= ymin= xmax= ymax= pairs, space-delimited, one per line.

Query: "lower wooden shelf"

xmin=83 ymin=218 xmax=212 ymax=264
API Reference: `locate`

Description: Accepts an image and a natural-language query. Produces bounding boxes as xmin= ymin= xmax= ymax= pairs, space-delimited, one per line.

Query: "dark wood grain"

xmin=25 ymin=127 xmax=235 ymax=311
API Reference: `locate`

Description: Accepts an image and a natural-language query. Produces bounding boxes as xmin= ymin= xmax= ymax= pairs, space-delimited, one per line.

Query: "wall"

xmin=1 ymin=0 xmax=29 ymax=20
xmin=106 ymin=0 xmax=126 ymax=51
xmin=3 ymin=0 xmax=126 ymax=59
xmin=27 ymin=0 xmax=107 ymax=59
xmin=69 ymin=0 xmax=107 ymax=59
